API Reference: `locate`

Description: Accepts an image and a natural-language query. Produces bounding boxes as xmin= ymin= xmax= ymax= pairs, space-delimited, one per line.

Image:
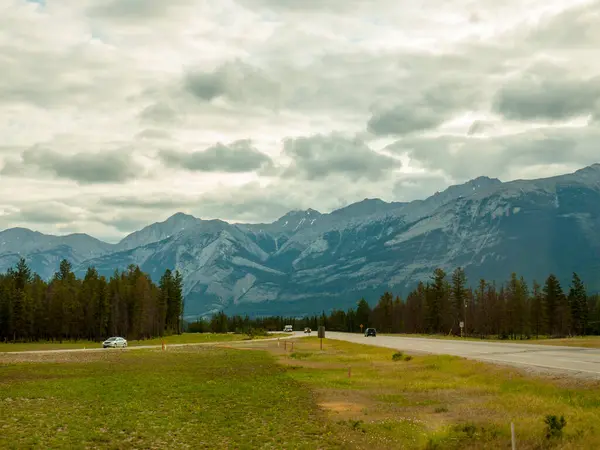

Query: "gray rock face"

xmin=2 ymin=164 xmax=599 ymax=318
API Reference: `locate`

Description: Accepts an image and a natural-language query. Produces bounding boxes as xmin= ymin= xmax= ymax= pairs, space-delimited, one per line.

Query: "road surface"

xmin=314 ymin=332 xmax=600 ymax=378
xmin=5 ymin=332 xmax=600 ymax=378
xmin=0 ymin=335 xmax=295 ymax=355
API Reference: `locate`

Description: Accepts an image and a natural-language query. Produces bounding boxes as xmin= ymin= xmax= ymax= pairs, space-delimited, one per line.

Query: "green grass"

xmin=0 ymin=332 xmax=283 ymax=353
xmin=281 ymin=337 xmax=600 ymax=449
xmin=0 ymin=346 xmax=340 ymax=449
xmin=5 ymin=335 xmax=600 ymax=449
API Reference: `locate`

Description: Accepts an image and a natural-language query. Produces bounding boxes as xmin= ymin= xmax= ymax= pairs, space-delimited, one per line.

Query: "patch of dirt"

xmin=319 ymin=401 xmax=365 ymax=413
xmin=0 ymin=351 xmax=107 ymax=364
xmin=277 ymin=357 xmax=348 ymax=370
xmin=0 ymin=348 xmax=161 ymax=364
xmin=314 ymin=388 xmax=375 ymax=420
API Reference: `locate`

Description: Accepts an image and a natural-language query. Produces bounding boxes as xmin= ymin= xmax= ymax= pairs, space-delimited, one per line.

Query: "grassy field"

xmin=3 ymin=336 xmax=600 ymax=449
xmin=272 ymin=337 xmax=600 ymax=449
xmin=0 ymin=332 xmax=283 ymax=353
xmin=0 ymin=345 xmax=339 ymax=449
xmin=383 ymin=333 xmax=600 ymax=348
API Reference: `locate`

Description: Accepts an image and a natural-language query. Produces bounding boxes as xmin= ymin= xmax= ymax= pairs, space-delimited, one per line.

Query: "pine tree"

xmin=373 ymin=292 xmax=394 ymax=332
xmin=173 ymin=270 xmax=184 ymax=334
xmin=568 ymin=272 xmax=587 ymax=336
xmin=426 ymin=268 xmax=448 ymax=334
xmin=346 ymin=308 xmax=356 ymax=332
xmin=451 ymin=267 xmax=467 ymax=335
xmin=404 ymin=282 xmax=425 ymax=333
xmin=530 ymin=280 xmax=544 ymax=339
xmin=475 ymin=279 xmax=488 ymax=338
xmin=392 ymin=295 xmax=403 ymax=333
xmin=96 ymin=276 xmax=110 ymax=340
xmin=543 ymin=274 xmax=569 ymax=337
xmin=505 ymin=273 xmax=529 ymax=339
xmin=355 ymin=298 xmax=371 ymax=330
xmin=15 ymin=258 xmax=31 ymax=291
xmin=160 ymin=269 xmax=173 ymax=333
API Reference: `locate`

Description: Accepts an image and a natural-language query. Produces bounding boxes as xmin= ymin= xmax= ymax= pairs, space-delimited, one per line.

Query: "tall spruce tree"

xmin=543 ymin=274 xmax=569 ymax=337
xmin=568 ymin=272 xmax=587 ymax=336
xmin=451 ymin=267 xmax=467 ymax=335
xmin=530 ymin=280 xmax=544 ymax=339
xmin=355 ymin=298 xmax=371 ymax=329
xmin=426 ymin=268 xmax=448 ymax=333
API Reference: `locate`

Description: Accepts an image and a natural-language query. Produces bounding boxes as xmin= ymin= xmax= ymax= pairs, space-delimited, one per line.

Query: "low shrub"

xmin=545 ymin=415 xmax=566 ymax=439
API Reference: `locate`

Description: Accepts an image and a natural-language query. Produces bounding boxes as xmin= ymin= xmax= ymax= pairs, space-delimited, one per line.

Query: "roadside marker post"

xmin=291 ymin=342 xmax=294 ymax=352
xmin=284 ymin=340 xmax=287 ymax=351
xmin=318 ymin=326 xmax=325 ymax=350
xmin=162 ymin=340 xmax=165 ymax=351
xmin=511 ymin=422 xmax=516 ymax=450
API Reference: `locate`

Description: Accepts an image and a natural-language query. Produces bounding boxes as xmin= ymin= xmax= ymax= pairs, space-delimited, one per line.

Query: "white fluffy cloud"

xmin=0 ymin=0 xmax=599 ymax=241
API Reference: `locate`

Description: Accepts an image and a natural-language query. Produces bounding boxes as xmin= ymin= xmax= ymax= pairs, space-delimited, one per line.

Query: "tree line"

xmin=0 ymin=258 xmax=184 ymax=343
xmin=193 ymin=268 xmax=600 ymax=339
xmin=317 ymin=269 xmax=599 ymax=339
xmin=4 ymin=259 xmax=599 ymax=341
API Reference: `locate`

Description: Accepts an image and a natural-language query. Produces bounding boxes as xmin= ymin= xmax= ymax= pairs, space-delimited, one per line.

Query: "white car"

xmin=102 ymin=337 xmax=128 ymax=348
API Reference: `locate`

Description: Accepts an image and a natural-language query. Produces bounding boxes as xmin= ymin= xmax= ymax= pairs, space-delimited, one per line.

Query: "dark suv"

xmin=364 ymin=328 xmax=376 ymax=337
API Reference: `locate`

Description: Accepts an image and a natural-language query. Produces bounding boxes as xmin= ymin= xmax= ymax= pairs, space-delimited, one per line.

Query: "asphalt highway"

xmin=317 ymin=331 xmax=600 ymax=378
xmin=5 ymin=331 xmax=600 ymax=378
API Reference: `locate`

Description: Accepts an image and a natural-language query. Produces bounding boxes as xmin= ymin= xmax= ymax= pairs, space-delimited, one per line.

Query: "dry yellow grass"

xmin=267 ymin=337 xmax=600 ymax=449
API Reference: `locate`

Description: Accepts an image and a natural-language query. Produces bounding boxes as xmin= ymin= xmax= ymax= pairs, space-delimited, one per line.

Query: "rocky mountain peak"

xmin=1 ymin=163 xmax=599 ymax=318
xmin=271 ymin=208 xmax=322 ymax=231
xmin=116 ymin=212 xmax=202 ymax=251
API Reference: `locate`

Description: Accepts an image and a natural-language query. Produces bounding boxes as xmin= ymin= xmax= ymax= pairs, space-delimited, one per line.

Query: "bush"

xmin=290 ymin=352 xmax=313 ymax=360
xmin=340 ymin=419 xmax=365 ymax=433
xmin=245 ymin=327 xmax=269 ymax=339
xmin=434 ymin=406 xmax=448 ymax=413
xmin=392 ymin=352 xmax=412 ymax=361
xmin=545 ymin=415 xmax=566 ymax=439
xmin=392 ymin=352 xmax=404 ymax=361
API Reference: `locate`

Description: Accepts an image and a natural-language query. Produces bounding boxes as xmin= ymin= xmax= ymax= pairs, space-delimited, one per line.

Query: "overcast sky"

xmin=1 ymin=0 xmax=599 ymax=242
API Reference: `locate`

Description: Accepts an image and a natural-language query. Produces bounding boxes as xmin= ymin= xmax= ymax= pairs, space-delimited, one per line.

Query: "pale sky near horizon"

xmin=0 ymin=0 xmax=599 ymax=242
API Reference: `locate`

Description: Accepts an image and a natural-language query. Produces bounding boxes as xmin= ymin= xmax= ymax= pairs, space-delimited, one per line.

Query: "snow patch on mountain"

xmin=231 ymin=257 xmax=284 ymax=275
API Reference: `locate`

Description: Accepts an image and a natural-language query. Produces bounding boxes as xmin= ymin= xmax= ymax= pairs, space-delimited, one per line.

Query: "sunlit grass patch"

xmin=277 ymin=337 xmax=600 ymax=449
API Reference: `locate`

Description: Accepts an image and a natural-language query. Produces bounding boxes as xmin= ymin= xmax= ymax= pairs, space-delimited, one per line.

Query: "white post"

xmin=511 ymin=422 xmax=516 ymax=450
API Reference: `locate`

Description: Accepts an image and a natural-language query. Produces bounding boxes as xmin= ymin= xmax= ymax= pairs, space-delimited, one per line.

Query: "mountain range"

xmin=2 ymin=164 xmax=600 ymax=319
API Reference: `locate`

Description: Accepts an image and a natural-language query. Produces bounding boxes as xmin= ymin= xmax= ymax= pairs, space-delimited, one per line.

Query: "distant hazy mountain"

xmin=0 ymin=228 xmax=114 ymax=279
xmin=2 ymin=164 xmax=599 ymax=318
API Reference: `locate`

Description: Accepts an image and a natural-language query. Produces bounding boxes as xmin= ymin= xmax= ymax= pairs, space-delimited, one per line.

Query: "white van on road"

xmin=283 ymin=325 xmax=293 ymax=332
